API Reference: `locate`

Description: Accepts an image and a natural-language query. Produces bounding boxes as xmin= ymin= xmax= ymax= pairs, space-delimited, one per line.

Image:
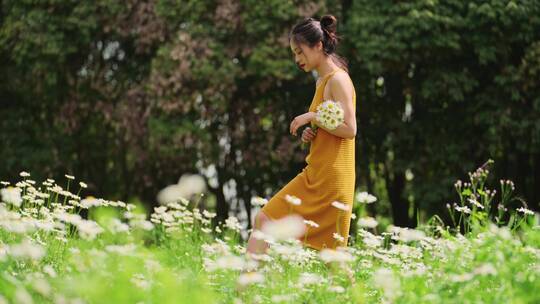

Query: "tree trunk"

xmin=213 ymin=166 xmax=229 ymax=225
xmin=236 ymin=174 xmax=253 ymax=230
xmin=385 ymin=169 xmax=411 ymax=227
xmin=533 ymin=152 xmax=540 ymax=211
xmin=412 ymin=198 xmax=418 ymax=228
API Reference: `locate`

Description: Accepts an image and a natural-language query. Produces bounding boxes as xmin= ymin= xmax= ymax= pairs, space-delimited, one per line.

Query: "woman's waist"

xmin=305 ymin=152 xmax=355 ymax=167
xmin=304 ymin=160 xmax=355 ymax=174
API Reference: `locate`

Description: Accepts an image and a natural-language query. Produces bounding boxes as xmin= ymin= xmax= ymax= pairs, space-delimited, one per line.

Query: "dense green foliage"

xmin=1 ymin=1 xmax=539 ymax=229
xmin=346 ymin=0 xmax=540 ymax=226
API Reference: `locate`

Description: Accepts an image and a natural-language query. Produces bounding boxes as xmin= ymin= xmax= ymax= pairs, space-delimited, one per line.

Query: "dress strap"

xmin=316 ymin=68 xmax=343 ymax=89
xmin=311 ymin=69 xmax=344 ymax=113
xmin=324 ymin=69 xmax=345 ymax=86
xmin=321 ymin=68 xmax=342 ymax=81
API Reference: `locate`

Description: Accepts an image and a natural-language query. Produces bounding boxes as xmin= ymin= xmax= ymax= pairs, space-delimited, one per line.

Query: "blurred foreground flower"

xmin=157 ymin=173 xmax=206 ymax=205
xmin=358 ymin=216 xmax=378 ymax=228
xmin=261 ymin=214 xmax=306 ymax=241
xmin=237 ymin=271 xmax=265 ymax=286
xmin=331 ymin=201 xmax=350 ymax=212
xmin=388 ymin=225 xmax=426 ymax=242
xmin=7 ymin=239 xmax=46 ymax=261
xmin=319 ymin=248 xmax=354 ymax=263
xmin=251 ymin=196 xmax=268 ymax=207
xmin=205 ymin=255 xmax=246 ymax=272
xmin=1 ymin=187 xmax=23 ymax=207
xmin=356 ymin=191 xmax=377 ymax=204
xmin=285 ymin=194 xmax=302 ymax=206
xmin=372 ymin=267 xmax=401 ymax=301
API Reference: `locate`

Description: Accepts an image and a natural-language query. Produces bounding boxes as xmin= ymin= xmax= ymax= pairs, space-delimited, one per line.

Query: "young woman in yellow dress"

xmin=246 ymin=14 xmax=357 ymax=254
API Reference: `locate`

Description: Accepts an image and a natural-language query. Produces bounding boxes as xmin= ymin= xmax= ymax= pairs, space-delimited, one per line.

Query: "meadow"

xmin=0 ymin=163 xmax=538 ymax=304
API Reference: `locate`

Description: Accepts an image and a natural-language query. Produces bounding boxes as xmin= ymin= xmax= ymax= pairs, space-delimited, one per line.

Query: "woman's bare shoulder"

xmin=329 ymin=70 xmax=351 ymax=83
xmin=327 ymin=71 xmax=354 ymax=95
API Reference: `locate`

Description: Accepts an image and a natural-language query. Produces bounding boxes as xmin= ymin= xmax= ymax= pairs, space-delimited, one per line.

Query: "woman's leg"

xmin=236 ymin=211 xmax=272 ymax=292
xmin=246 ymin=210 xmax=271 ymax=255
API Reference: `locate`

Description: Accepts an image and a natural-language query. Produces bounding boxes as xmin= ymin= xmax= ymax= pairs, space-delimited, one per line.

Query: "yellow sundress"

xmin=261 ymin=68 xmax=356 ymax=250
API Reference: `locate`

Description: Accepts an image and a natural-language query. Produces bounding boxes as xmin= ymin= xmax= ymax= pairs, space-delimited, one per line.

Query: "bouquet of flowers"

xmin=313 ymin=100 xmax=345 ymax=130
xmin=302 ymin=100 xmax=345 ymax=149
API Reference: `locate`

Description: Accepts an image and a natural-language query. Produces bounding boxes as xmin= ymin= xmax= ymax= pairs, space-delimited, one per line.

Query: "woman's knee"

xmin=254 ymin=211 xmax=270 ymax=229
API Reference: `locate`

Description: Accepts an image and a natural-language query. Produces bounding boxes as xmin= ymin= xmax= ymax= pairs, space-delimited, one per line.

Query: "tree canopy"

xmin=1 ymin=0 xmax=539 ymax=229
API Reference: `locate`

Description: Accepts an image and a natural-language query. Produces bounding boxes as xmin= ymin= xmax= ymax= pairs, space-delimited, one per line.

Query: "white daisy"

xmin=237 ymin=272 xmax=265 ymax=286
xmin=356 ymin=191 xmax=377 ymax=204
xmin=285 ymin=194 xmax=302 ymax=206
xmin=331 ymin=201 xmax=350 ymax=211
xmin=304 ymin=220 xmax=320 ymax=228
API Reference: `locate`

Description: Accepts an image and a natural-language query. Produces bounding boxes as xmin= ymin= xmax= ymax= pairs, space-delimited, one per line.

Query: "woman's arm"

xmin=312 ymin=73 xmax=356 ymax=139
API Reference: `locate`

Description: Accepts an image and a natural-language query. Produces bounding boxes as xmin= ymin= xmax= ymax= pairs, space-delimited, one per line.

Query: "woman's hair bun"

xmin=320 ymin=15 xmax=337 ymax=34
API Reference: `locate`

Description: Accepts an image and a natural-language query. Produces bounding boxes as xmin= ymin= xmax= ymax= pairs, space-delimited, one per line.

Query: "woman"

xmin=247 ymin=15 xmax=356 ymax=254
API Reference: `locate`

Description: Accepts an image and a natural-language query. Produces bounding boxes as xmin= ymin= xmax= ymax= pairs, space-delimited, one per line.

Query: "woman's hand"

xmin=290 ymin=112 xmax=315 ymax=136
xmin=301 ymin=127 xmax=317 ymax=143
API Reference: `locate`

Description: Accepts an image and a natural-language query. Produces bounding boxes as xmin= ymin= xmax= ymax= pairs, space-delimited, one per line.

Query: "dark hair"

xmin=289 ymin=15 xmax=349 ymax=73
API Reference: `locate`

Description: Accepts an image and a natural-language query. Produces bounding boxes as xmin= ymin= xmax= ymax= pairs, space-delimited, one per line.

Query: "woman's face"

xmin=290 ymin=39 xmax=322 ymax=72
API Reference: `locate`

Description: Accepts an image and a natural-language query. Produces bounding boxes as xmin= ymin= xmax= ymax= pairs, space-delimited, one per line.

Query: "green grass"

xmin=0 ymin=165 xmax=538 ymax=303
